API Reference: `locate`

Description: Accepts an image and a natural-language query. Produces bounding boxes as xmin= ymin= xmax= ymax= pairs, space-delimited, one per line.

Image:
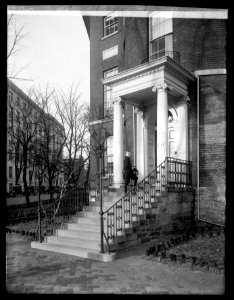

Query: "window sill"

xmin=101 ymin=31 xmax=118 ymax=41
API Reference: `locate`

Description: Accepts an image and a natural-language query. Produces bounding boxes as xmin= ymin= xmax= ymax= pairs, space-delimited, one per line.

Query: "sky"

xmin=7 ymin=10 xmax=90 ymax=106
xmin=7 ymin=7 xmax=227 ymax=108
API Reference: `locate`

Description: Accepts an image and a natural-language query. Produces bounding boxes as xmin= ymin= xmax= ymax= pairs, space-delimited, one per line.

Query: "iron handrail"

xmin=35 ymin=163 xmax=114 ymax=242
xmin=103 ymin=157 xmax=192 ymax=242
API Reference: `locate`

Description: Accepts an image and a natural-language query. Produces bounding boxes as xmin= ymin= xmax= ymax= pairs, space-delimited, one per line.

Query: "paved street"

xmin=6 ymin=234 xmax=224 ymax=294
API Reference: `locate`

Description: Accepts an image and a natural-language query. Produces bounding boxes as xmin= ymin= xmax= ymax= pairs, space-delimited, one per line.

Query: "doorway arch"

xmin=144 ymin=105 xmax=177 ymax=174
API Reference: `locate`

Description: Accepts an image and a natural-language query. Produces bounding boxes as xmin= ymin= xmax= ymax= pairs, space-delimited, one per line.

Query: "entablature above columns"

xmin=102 ymin=56 xmax=196 ymax=105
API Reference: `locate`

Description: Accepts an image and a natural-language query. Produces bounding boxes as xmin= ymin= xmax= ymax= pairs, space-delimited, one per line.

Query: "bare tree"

xmin=53 ymin=82 xmax=90 ymax=185
xmin=30 ymin=85 xmax=67 ymax=200
xmin=7 ymin=13 xmax=31 ymax=82
xmin=7 ymin=92 xmax=39 ymax=206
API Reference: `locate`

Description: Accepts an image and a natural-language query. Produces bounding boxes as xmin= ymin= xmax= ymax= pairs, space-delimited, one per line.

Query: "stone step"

xmin=49 ymin=233 xmax=100 ymax=250
xmin=89 ymin=201 xmax=115 ymax=207
xmin=66 ymin=222 xmax=101 ymax=232
xmin=55 ymin=228 xmax=101 ymax=241
xmin=31 ymin=241 xmax=116 ymax=262
xmin=77 ymin=211 xmax=100 ymax=218
xmin=70 ymin=216 xmax=100 ymax=225
xmin=65 ymin=223 xmax=108 ymax=233
xmin=83 ymin=204 xmax=114 ymax=212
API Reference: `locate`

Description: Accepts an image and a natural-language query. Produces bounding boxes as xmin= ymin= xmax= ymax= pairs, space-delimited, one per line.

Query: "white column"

xmin=135 ymin=108 xmax=144 ymax=180
xmin=113 ymin=97 xmax=124 ymax=187
xmin=152 ymin=83 xmax=171 ymax=166
xmin=176 ymin=95 xmax=189 ymax=160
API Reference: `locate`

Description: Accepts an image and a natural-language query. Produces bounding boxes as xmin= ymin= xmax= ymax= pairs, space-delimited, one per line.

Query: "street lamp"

xmin=91 ymin=128 xmax=107 ymax=254
xmin=35 ymin=153 xmax=43 ymax=243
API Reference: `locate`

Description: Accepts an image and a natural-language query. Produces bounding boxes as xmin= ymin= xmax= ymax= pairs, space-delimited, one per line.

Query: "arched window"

xmin=168 ymin=109 xmax=176 ymax=157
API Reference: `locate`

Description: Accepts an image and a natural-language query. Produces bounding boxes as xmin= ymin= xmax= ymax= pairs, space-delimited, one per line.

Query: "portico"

xmin=102 ymin=56 xmax=195 ymax=187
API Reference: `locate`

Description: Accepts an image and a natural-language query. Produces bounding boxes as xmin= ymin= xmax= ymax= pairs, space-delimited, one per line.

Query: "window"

xmin=104 ymin=14 xmax=118 ymax=37
xmin=9 ymin=134 xmax=14 ymax=146
xmin=105 ymin=136 xmax=113 ymax=175
xmin=9 ymin=150 xmax=13 ymax=160
xmin=16 ymin=96 xmax=20 ymax=106
xmin=8 ymin=91 xmax=13 ymax=102
xmin=29 ymin=170 xmax=33 ymax=181
xmin=150 ymin=14 xmax=173 ymax=61
xmin=168 ymin=109 xmax=176 ymax=158
xmin=9 ymin=166 xmax=13 ymax=178
xmin=8 ymin=106 xmax=13 ymax=129
xmin=53 ymin=134 xmax=55 ymax=151
xmin=16 ymin=111 xmax=20 ymax=123
xmin=103 ymin=68 xmax=118 ymax=117
xmin=23 ymin=102 xmax=27 ymax=110
xmin=28 ymin=121 xmax=32 ymax=132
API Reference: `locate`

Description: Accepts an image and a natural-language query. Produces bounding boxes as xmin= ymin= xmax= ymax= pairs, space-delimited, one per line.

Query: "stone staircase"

xmin=31 ymin=158 xmax=193 ymax=262
xmin=31 ymin=188 xmax=125 ymax=262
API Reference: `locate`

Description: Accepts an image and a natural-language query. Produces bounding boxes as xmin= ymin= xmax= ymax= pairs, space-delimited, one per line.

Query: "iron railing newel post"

xmin=99 ymin=153 xmax=104 ymax=254
xmin=38 ymin=180 xmax=42 ymax=243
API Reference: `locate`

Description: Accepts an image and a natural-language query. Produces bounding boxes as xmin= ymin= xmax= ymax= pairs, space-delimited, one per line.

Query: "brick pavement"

xmin=6 ymin=234 xmax=224 ymax=294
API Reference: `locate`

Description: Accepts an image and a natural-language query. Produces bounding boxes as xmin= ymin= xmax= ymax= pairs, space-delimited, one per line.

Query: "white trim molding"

xmin=103 ymin=45 xmax=118 ymax=60
xmin=89 ymin=118 xmax=112 ymax=126
xmin=194 ymin=68 xmax=226 ymax=77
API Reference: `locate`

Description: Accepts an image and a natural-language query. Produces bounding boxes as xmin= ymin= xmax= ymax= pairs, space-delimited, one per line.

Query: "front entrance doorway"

xmin=144 ymin=106 xmax=176 ymax=175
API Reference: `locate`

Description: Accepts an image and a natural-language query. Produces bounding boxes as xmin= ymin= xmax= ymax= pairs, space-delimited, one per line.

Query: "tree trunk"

xmin=23 ymin=164 xmax=30 ymax=207
xmin=85 ymin=159 xmax=90 ymax=181
xmin=49 ymin=176 xmax=54 ymax=201
xmin=23 ymin=147 xmax=30 ymax=206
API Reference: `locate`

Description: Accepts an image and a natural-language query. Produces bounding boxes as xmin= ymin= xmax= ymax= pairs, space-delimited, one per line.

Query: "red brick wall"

xmin=173 ymin=19 xmax=226 ymax=72
xmin=198 ymin=74 xmax=226 ymax=225
xmin=89 ymin=16 xmax=149 ymax=174
xmin=88 ymin=16 xmax=226 ymax=222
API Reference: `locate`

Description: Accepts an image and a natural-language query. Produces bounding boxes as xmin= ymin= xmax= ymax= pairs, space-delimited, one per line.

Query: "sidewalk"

xmin=6 ymin=234 xmax=224 ymax=294
xmin=7 ymin=194 xmax=52 ymax=206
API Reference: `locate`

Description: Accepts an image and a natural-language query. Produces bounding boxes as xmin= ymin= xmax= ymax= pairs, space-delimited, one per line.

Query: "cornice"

xmin=102 ymin=56 xmax=195 ymax=89
xmin=102 ymin=57 xmax=167 ymax=86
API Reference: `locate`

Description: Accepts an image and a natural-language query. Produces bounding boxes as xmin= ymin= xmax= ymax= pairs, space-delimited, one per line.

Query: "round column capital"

xmin=113 ymin=97 xmax=122 ymax=105
xmin=134 ymin=107 xmax=144 ymax=115
xmin=180 ymin=94 xmax=190 ymax=104
xmin=152 ymin=83 xmax=172 ymax=93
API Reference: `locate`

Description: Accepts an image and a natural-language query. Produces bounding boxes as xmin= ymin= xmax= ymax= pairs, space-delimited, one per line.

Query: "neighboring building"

xmin=63 ymin=156 xmax=87 ymax=184
xmin=83 ymin=7 xmax=227 ymax=225
xmin=7 ymin=79 xmax=64 ymax=194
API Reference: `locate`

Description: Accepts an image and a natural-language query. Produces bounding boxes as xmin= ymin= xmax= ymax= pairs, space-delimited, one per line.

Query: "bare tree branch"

xmin=7 ymin=13 xmax=32 ymax=82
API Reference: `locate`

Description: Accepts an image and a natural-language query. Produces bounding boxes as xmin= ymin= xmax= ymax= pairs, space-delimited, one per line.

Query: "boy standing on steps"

xmin=123 ymin=151 xmax=138 ymax=194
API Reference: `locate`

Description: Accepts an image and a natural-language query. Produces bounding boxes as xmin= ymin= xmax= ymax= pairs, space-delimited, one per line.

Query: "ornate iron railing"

xmin=166 ymin=157 xmax=192 ymax=190
xmin=35 ymin=177 xmax=90 ymax=242
xmin=103 ymin=157 xmax=192 ymax=242
xmin=35 ymin=164 xmax=114 ymax=242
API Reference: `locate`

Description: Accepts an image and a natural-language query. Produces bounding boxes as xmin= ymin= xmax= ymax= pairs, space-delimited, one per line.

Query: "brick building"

xmin=83 ymin=7 xmax=227 ymax=226
xmin=7 ymin=79 xmax=65 ymax=194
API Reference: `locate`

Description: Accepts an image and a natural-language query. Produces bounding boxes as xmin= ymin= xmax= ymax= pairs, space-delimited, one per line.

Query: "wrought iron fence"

xmin=35 ymin=163 xmax=114 ymax=242
xmin=103 ymin=157 xmax=192 ymax=242
xmin=166 ymin=157 xmax=192 ymax=190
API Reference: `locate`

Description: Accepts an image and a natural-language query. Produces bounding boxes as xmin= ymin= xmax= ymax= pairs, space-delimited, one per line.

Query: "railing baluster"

xmin=102 ymin=157 xmax=192 ymax=249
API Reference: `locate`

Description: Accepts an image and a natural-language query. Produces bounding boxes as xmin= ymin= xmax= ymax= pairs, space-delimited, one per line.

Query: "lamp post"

xmin=35 ymin=153 xmax=42 ymax=243
xmin=92 ymin=129 xmax=106 ymax=254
